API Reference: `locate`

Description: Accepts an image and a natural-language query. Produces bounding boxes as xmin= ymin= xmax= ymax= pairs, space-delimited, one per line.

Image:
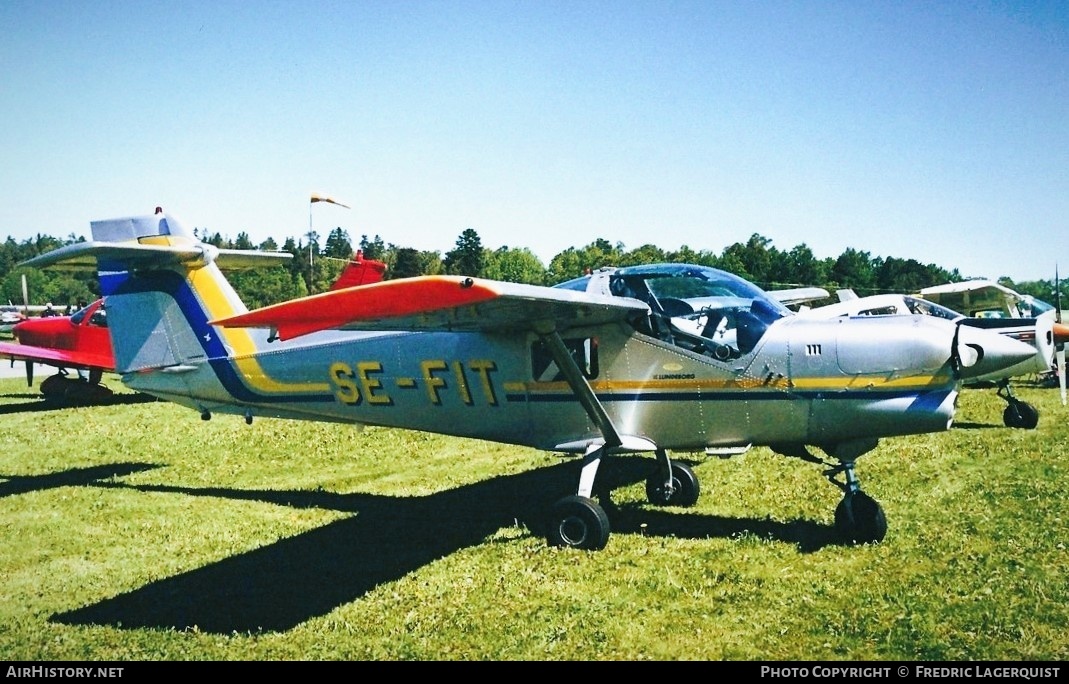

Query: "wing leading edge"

xmin=212 ymin=276 xmax=650 ymax=340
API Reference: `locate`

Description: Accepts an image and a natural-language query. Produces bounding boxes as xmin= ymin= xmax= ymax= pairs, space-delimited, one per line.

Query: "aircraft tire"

xmin=645 ymin=462 xmax=700 ymax=507
xmin=547 ymin=495 xmax=610 ymax=551
xmin=1003 ymin=402 xmax=1039 ymax=430
xmin=39 ymin=374 xmax=69 ymax=400
xmin=39 ymin=375 xmax=114 ymax=405
xmin=834 ymin=491 xmax=887 ymax=545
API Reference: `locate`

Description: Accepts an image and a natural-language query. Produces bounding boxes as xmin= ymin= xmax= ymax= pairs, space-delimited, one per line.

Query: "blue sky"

xmin=1 ymin=1 xmax=1066 ymax=284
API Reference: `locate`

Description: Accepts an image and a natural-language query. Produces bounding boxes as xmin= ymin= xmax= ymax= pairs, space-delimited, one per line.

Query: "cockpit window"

xmin=71 ymin=302 xmax=107 ymax=327
xmin=1019 ymin=296 xmax=1055 ymax=318
xmin=901 ymin=296 xmax=962 ymax=322
xmin=555 ymin=263 xmax=790 ymax=360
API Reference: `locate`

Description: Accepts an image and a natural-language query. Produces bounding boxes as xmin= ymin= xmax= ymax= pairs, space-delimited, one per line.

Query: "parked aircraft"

xmin=799 ymin=290 xmax=1069 ymax=428
xmin=20 ymin=212 xmax=1035 ymax=550
xmin=0 ymin=298 xmax=116 ymax=403
xmin=916 ymin=279 xmax=1055 ymax=319
xmin=915 ymin=279 xmax=1066 ymax=398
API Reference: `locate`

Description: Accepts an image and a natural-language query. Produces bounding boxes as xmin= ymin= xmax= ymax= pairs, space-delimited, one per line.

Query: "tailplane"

xmin=21 ymin=212 xmax=291 ymax=377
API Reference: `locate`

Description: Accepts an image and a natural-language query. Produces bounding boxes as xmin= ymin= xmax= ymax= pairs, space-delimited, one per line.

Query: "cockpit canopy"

xmin=555 ymin=263 xmax=792 ymax=360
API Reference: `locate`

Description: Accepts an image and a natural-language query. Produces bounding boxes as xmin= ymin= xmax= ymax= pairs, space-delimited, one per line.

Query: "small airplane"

xmin=0 ymin=298 xmax=117 ymax=403
xmin=915 ymin=279 xmax=1056 ymax=320
xmin=19 ymin=211 xmax=1036 ymax=551
xmin=798 ymin=289 xmax=1069 ymax=428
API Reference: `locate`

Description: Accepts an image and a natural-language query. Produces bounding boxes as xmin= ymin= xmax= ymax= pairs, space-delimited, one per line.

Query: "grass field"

xmin=1 ymin=374 xmax=1066 ymax=661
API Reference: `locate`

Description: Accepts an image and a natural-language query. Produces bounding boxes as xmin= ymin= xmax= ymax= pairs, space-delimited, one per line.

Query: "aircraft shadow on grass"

xmin=0 ymin=463 xmax=161 ymax=498
xmin=0 ymin=392 xmax=158 ymax=415
xmin=45 ymin=456 xmax=843 ymax=634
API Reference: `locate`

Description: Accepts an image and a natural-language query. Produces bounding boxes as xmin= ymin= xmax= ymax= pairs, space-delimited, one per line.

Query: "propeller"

xmin=18 ymin=273 xmax=34 ymax=386
xmin=952 ymin=322 xmax=979 ymax=372
xmin=21 ymin=273 xmax=29 ymax=317
xmin=1056 ymin=264 xmax=1066 ymax=406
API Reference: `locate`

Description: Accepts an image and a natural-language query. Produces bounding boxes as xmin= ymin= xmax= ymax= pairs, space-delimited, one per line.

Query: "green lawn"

xmin=1 ymin=375 xmax=1066 ymax=660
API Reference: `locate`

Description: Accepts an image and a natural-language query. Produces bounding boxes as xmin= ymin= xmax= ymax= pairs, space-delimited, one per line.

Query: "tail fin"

xmin=329 ymin=250 xmax=387 ymax=291
xmin=22 ymin=212 xmax=291 ymax=375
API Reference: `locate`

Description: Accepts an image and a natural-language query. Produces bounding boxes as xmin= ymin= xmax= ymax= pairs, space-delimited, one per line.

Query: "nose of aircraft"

xmin=953 ymin=323 xmax=1038 ymax=380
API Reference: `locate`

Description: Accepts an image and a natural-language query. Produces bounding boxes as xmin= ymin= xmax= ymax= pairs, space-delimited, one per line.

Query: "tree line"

xmin=1 ymin=226 xmax=1064 ymax=312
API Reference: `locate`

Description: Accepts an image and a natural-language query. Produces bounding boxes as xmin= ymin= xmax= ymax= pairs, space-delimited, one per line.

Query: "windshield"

xmin=555 ymin=263 xmax=791 ymax=359
xmin=1019 ymin=296 xmax=1055 ymax=318
xmin=901 ymin=296 xmax=963 ymax=321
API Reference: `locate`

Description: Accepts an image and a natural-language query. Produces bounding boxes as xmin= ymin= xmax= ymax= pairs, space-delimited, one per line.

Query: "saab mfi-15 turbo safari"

xmin=19 ymin=211 xmax=1036 ymax=550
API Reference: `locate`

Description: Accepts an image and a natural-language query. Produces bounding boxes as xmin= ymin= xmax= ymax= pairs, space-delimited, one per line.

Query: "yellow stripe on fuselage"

xmin=510 ymin=370 xmax=955 ymax=395
xmin=144 ymin=236 xmax=329 ymax=395
xmin=188 ymin=268 xmax=330 ymax=394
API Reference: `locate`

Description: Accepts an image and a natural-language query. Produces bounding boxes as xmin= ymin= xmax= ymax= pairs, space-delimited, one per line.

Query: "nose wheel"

xmin=825 ymin=458 xmax=887 ymax=545
xmin=833 ymin=490 xmax=887 ymax=545
xmin=998 ymin=380 xmax=1039 ymax=429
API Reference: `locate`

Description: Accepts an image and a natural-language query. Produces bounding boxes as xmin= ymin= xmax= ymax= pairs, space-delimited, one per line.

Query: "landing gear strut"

xmin=997 ymin=379 xmax=1039 ymax=429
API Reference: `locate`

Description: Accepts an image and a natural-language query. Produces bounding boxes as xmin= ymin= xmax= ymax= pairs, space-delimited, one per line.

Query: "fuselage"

xmin=103 ymin=260 xmax=1041 ymax=454
xmin=122 ymin=313 xmax=965 ymax=453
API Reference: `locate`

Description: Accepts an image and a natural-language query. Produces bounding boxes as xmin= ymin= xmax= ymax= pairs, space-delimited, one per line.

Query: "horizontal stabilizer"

xmin=212 ymin=275 xmax=648 ymax=340
xmin=19 ymin=241 xmax=291 ymax=272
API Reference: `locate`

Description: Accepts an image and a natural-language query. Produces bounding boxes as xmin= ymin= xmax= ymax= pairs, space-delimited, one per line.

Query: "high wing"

xmin=0 ymin=340 xmax=114 ymax=373
xmin=916 ymin=280 xmax=1034 ymax=318
xmin=212 ymin=275 xmax=650 ymax=340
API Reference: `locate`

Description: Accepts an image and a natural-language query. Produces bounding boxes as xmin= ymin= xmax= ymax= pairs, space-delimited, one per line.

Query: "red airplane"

xmin=0 ymin=298 xmax=117 ymax=403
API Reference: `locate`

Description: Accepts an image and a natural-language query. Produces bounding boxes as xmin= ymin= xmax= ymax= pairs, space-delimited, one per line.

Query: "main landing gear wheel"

xmin=1003 ymin=401 xmax=1039 ymax=430
xmin=547 ymin=495 xmax=610 ymax=551
xmin=39 ymin=374 xmax=114 ymax=405
xmin=834 ymin=491 xmax=887 ymax=545
xmin=645 ymin=461 xmax=700 ymax=507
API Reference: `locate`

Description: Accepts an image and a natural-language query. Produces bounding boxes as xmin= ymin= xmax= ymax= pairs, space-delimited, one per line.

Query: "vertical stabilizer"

xmin=92 ymin=213 xmax=252 ymax=375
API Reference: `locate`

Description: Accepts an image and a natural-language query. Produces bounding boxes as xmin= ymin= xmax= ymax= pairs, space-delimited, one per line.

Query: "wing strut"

xmin=538 ymin=330 xmax=622 ymax=449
